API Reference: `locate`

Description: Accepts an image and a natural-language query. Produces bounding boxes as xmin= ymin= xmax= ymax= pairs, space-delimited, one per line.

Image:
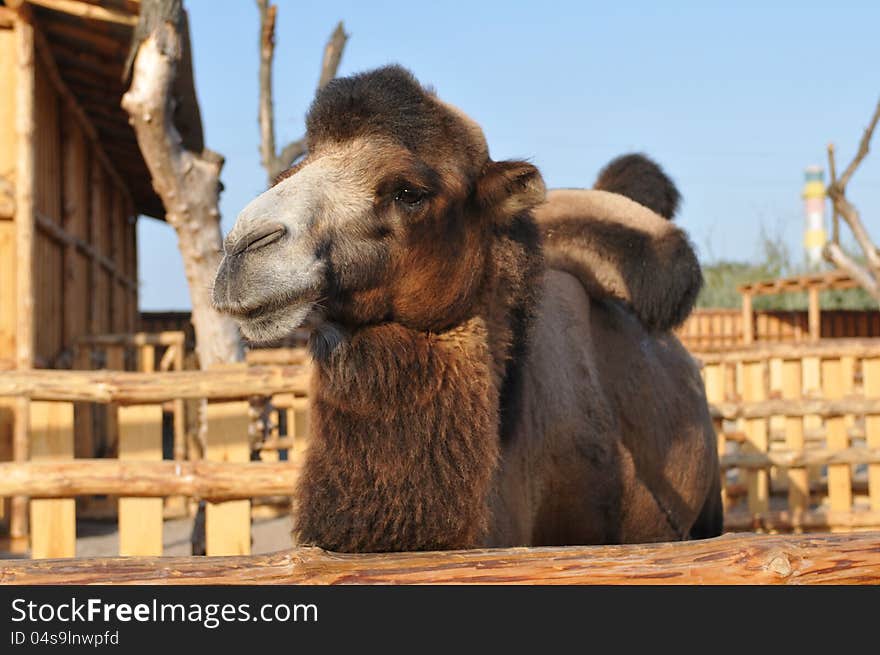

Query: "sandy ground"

xmin=0 ymin=515 xmax=294 ymax=560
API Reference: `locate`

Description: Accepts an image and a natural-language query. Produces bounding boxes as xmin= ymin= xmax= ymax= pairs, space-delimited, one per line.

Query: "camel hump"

xmin=534 ymin=189 xmax=702 ymax=332
xmin=593 ymin=153 xmax=681 ymax=220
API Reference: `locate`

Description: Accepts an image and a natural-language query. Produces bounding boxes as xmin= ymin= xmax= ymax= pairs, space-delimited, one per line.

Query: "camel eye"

xmin=394 ymin=187 xmax=426 ymax=207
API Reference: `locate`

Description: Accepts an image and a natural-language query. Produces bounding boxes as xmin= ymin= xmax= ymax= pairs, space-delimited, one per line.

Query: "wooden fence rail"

xmin=0 ymin=366 xmax=310 ymax=402
xmin=0 ymin=460 xmax=301 ymax=500
xmin=3 ymin=532 xmax=880 ymax=585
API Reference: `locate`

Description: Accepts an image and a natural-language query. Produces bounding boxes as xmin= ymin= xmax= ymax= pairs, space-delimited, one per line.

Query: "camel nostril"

xmin=231 ymin=223 xmax=287 ymax=256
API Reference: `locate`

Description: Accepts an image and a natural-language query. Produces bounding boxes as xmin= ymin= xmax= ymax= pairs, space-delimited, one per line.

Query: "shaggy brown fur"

xmin=534 ymin=189 xmax=702 ymax=331
xmin=594 ymin=153 xmax=681 ymax=219
xmin=213 ymin=65 xmax=722 ymax=552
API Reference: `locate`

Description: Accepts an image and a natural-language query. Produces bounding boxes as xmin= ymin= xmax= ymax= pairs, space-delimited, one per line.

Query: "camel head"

xmin=213 ymin=65 xmax=545 ymax=344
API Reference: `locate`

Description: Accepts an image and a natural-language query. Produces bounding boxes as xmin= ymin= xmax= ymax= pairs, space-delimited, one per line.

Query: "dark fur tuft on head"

xmin=594 ymin=153 xmax=681 ymax=220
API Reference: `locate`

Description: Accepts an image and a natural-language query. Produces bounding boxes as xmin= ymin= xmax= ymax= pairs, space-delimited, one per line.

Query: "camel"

xmin=213 ymin=65 xmax=722 ymax=552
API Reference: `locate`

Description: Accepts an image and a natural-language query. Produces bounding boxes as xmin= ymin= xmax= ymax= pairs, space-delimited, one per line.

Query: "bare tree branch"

xmin=835 ymin=97 xmax=880 ymax=190
xmin=257 ymin=0 xmax=277 ymax=179
xmin=822 ymin=97 xmax=880 ymax=304
xmin=256 ymin=2 xmax=348 ymax=185
xmin=823 ymin=241 xmax=879 ymax=298
xmin=826 ymin=142 xmax=839 ymax=245
xmin=317 ymin=22 xmax=349 ymax=91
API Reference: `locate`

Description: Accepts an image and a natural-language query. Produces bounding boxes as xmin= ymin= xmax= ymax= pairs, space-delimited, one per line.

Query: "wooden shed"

xmin=0 ymin=0 xmax=167 ymax=542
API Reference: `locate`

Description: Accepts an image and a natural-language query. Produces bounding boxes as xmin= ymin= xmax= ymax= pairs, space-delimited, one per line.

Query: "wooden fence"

xmin=698 ymin=339 xmax=880 ymax=531
xmin=0 ymin=365 xmax=309 ymax=558
xmin=2 ymin=338 xmax=880 ymax=564
xmin=677 ymin=309 xmax=880 ymax=351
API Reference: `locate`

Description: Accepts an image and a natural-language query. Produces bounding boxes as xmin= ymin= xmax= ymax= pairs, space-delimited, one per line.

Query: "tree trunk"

xmin=122 ymin=1 xmax=242 ymax=369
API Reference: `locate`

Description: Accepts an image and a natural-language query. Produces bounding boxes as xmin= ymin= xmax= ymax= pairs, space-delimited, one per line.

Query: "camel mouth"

xmin=237 ymin=299 xmax=316 ymax=343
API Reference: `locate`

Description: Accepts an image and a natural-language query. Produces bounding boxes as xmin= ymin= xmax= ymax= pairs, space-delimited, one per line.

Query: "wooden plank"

xmin=865 ymin=357 xmax=880 ymax=512
xmin=695 ymin=339 xmax=880 ymax=365
xmin=4 ymin=532 xmax=880 ymax=585
xmin=822 ymin=358 xmax=852 ymax=517
xmin=768 ymin=357 xmax=785 ymax=491
xmin=742 ymin=360 xmax=768 ymax=515
xmin=781 ymin=359 xmax=808 ymax=519
xmin=11 ymin=10 xmax=35 ymax=549
xmin=0 ymin=459 xmax=302 ymax=499
xmin=23 ymin=0 xmax=137 ymax=25
xmin=0 ymin=366 xmax=311 ymax=403
xmin=205 ymin=400 xmax=252 ymax=556
xmin=808 ymin=287 xmax=821 ymax=341
xmin=802 ymin=357 xmax=822 ymax=489
xmin=29 ymin=400 xmax=75 ymax=558
xmin=703 ymin=363 xmax=726 ymax=509
xmin=741 ymin=293 xmax=753 ymax=344
xmin=117 ymin=404 xmax=163 ymax=556
xmin=104 ymin=344 xmax=124 ymax=458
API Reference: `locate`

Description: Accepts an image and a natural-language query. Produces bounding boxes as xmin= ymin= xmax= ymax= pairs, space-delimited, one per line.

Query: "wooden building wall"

xmin=0 ymin=15 xmax=18 ymax=516
xmin=31 ymin=47 xmax=138 ymax=369
xmin=1 ymin=10 xmax=140 ymax=532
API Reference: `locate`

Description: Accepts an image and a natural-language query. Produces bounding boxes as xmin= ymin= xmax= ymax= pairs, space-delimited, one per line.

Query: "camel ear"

xmin=476 ymin=160 xmax=546 ymax=218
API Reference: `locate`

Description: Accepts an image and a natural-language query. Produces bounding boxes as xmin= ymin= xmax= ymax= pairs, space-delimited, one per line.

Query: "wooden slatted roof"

xmin=737 ymin=270 xmax=859 ymax=296
xmin=5 ymin=0 xmax=185 ymax=220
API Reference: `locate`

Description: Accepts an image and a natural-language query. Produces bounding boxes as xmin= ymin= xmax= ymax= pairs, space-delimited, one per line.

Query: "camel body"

xmin=490 ymin=268 xmax=719 ymax=545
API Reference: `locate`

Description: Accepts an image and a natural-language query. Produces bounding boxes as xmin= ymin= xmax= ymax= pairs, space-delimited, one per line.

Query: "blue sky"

xmin=138 ymin=0 xmax=880 ymax=310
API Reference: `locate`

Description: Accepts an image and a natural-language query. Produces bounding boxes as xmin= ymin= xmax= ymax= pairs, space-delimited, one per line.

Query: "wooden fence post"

xmin=118 ymin=404 xmax=163 ymax=556
xmin=742 ymin=360 xmax=769 ymax=517
xmin=781 ymin=358 xmax=807 ymax=525
xmin=822 ymin=357 xmax=852 ymax=521
xmin=205 ymin=400 xmax=251 ymax=556
xmin=802 ymin=356 xmax=822 ymax=489
xmin=864 ymin=357 xmax=880 ymax=512
xmin=29 ymin=401 xmax=75 ymax=558
xmin=703 ymin=362 xmax=726 ymax=511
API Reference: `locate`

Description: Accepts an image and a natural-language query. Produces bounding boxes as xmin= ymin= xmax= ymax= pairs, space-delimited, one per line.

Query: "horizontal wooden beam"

xmin=711 ymin=396 xmax=880 ymax=420
xmin=0 ymin=459 xmax=301 ymax=500
xmin=35 ymin=211 xmax=137 ymax=290
xmin=722 ymin=446 xmax=880 ymax=470
xmin=2 ymin=532 xmax=879 ymax=585
xmin=21 ymin=0 xmax=137 ymax=26
xmin=77 ymin=331 xmax=185 ymax=347
xmin=724 ymin=510 xmax=880 ymax=532
xmin=0 ymin=366 xmax=311 ymax=403
xmin=245 ymin=347 xmax=309 ymax=366
xmin=695 ymin=338 xmax=880 ymax=364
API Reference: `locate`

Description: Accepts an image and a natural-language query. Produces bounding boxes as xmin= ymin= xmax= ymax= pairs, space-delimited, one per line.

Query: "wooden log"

xmin=21 ymin=0 xmax=137 ymax=26
xmin=10 ymin=9 xmax=35 ymax=550
xmin=205 ymin=400 xmax=252 ymax=556
xmin=0 ymin=366 xmax=311 ymax=403
xmin=118 ymin=405 xmax=163 ymax=556
xmin=246 ymin=347 xmax=309 ymax=366
xmin=2 ymin=532 xmax=880 ymax=585
xmin=808 ymin=287 xmax=821 ymax=341
xmin=742 ymin=360 xmax=768 ymax=514
xmin=823 ymin=358 xmax=852 ymax=515
xmin=741 ymin=292 xmax=753 ymax=344
xmin=866 ymin=357 xmax=880 ymax=511
xmin=0 ymin=459 xmax=302 ymax=500
xmin=724 ymin=509 xmax=880 ymax=532
xmin=782 ymin=359 xmax=808 ymax=515
xmin=710 ymin=397 xmax=880 ymax=420
xmin=79 ymin=331 xmax=186 ymax=347
xmin=721 ymin=446 xmax=880 ymax=469
xmin=28 ymin=401 xmax=75 ymax=559
xmin=695 ymin=339 xmax=880 ymax=364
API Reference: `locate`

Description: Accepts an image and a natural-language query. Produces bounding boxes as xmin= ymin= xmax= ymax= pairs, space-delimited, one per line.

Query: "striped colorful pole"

xmin=802 ymin=165 xmax=826 ymax=268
